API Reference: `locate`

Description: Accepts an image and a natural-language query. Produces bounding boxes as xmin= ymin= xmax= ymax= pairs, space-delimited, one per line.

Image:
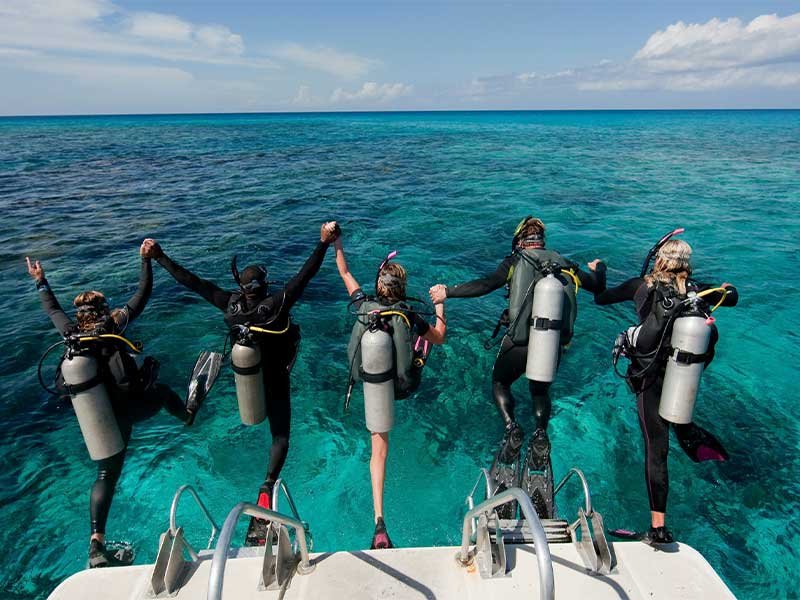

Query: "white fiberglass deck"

xmin=48 ymin=541 xmax=735 ymax=600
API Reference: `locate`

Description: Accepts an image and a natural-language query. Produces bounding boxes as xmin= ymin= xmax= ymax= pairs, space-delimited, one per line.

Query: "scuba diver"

xmin=26 ymin=244 xmax=220 ymax=568
xmin=334 ymin=234 xmax=446 ymax=550
xmin=592 ymin=232 xmax=738 ymax=545
xmin=146 ymin=222 xmax=339 ymax=546
xmin=429 ymin=216 xmax=604 ymax=519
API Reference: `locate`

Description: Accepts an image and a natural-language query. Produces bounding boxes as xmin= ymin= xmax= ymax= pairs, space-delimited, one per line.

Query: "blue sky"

xmin=1 ymin=0 xmax=799 ymax=115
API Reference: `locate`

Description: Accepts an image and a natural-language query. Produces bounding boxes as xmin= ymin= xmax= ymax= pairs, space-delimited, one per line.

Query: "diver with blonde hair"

xmin=593 ymin=231 xmax=738 ymax=544
xmin=334 ymin=232 xmax=446 ymax=549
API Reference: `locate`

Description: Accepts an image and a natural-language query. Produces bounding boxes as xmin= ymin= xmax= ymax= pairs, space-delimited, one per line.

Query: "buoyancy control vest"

xmin=224 ymin=290 xmax=291 ymax=333
xmin=506 ymin=249 xmax=578 ymax=345
xmin=347 ymin=299 xmax=416 ymax=398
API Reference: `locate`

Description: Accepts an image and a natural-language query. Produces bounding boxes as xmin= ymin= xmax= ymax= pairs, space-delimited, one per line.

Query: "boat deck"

xmin=49 ymin=540 xmax=735 ymax=600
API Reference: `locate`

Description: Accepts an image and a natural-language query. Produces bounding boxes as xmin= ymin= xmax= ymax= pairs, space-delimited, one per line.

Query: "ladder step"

xmin=489 ymin=518 xmax=572 ymax=544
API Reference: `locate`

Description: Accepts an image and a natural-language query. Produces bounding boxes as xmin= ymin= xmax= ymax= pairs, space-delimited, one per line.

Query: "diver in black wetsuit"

xmin=26 ymin=244 xmax=194 ymax=568
xmin=146 ymin=223 xmax=338 ymax=544
xmin=429 ymin=217 xmax=605 ymax=517
xmin=592 ymin=237 xmax=738 ymax=544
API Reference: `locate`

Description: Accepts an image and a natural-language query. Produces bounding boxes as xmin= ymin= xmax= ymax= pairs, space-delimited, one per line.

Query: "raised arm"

xmin=118 ymin=245 xmax=153 ymax=325
xmin=283 ymin=222 xmax=338 ymax=308
xmin=421 ymin=302 xmax=446 ymax=345
xmin=593 ymin=275 xmax=643 ymax=306
xmin=26 ymin=257 xmax=73 ymax=335
xmin=333 ymin=236 xmax=360 ymax=296
xmin=143 ymin=239 xmax=231 ymax=311
xmin=430 ymin=255 xmax=514 ymax=302
xmin=696 ymin=282 xmax=739 ymax=308
xmin=572 ymin=259 xmax=606 ymax=294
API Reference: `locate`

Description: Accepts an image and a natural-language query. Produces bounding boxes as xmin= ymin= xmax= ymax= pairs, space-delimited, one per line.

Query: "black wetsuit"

xmin=350 ymin=288 xmax=431 ymax=397
xmin=157 ymin=242 xmax=329 ymax=482
xmin=595 ymin=275 xmax=738 ymax=512
xmin=37 ymin=258 xmax=187 ymax=536
xmin=446 ymin=251 xmax=605 ymax=431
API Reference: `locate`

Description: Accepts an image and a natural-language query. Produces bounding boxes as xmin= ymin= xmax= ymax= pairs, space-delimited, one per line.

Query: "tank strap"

xmin=529 ymin=317 xmax=562 ymax=331
xmin=359 ymin=367 xmax=394 ymax=384
xmin=668 ymin=348 xmax=709 ymax=365
xmin=232 ymin=363 xmax=261 ymax=376
xmin=65 ymin=373 xmax=104 ymax=395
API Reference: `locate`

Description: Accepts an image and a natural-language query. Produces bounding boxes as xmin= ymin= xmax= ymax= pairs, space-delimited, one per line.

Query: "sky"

xmin=1 ymin=0 xmax=799 ymax=115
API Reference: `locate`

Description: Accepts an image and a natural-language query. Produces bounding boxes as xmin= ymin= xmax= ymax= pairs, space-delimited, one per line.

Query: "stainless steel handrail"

xmin=207 ymin=502 xmax=314 ymax=600
xmin=271 ymin=478 xmax=301 ymax=521
xmin=552 ymin=468 xmax=592 ymax=516
xmin=169 ymin=485 xmax=221 ymax=554
xmin=457 ymin=487 xmax=555 ymax=600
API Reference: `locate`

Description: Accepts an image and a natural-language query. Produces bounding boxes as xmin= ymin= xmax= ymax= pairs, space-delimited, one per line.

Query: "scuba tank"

xmin=360 ymin=328 xmax=395 ymax=433
xmin=231 ymin=336 xmax=266 ymax=425
xmin=60 ymin=353 xmax=124 ymax=460
xmin=659 ymin=296 xmax=712 ymax=424
xmin=525 ymin=271 xmax=564 ymax=383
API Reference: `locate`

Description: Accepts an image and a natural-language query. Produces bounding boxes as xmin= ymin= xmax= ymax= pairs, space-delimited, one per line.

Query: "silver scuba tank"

xmin=525 ymin=273 xmax=564 ymax=383
xmin=659 ymin=313 xmax=712 ymax=424
xmin=60 ymin=354 xmax=124 ymax=460
xmin=361 ymin=328 xmax=395 ymax=433
xmin=231 ymin=342 xmax=266 ymax=425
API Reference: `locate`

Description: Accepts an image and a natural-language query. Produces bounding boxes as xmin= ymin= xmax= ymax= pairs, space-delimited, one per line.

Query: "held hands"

xmin=25 ymin=256 xmax=44 ymax=282
xmin=320 ymin=221 xmax=340 ymax=244
xmin=587 ymin=259 xmax=603 ymax=272
xmin=141 ymin=238 xmax=163 ymax=259
xmin=429 ymin=284 xmax=447 ymax=304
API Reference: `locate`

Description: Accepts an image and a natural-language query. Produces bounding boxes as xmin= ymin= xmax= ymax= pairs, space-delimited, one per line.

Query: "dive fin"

xmin=608 ymin=527 xmax=676 ymax=548
xmin=185 ymin=351 xmax=223 ymax=425
xmin=489 ymin=423 xmax=525 ymax=520
xmin=674 ymin=422 xmax=729 ymax=463
xmin=520 ymin=429 xmax=555 ymax=520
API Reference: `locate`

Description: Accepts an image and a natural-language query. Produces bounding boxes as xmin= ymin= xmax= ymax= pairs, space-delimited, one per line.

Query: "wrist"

xmin=35 ymin=278 xmax=49 ymax=291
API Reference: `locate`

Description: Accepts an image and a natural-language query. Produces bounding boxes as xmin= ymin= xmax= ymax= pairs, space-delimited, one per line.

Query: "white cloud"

xmin=331 ymin=82 xmax=413 ymax=103
xmin=292 ymin=85 xmax=315 ymax=106
xmin=0 ymin=0 xmax=268 ymax=68
xmin=274 ymin=43 xmax=378 ymax=79
xmin=474 ymin=12 xmax=800 ymax=97
xmin=635 ymin=13 xmax=800 ymax=72
xmin=127 ymin=12 xmax=193 ymax=42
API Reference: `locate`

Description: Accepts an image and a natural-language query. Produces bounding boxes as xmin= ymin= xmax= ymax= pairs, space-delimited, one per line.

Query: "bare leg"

xmin=370 ymin=432 xmax=389 ymax=523
xmin=651 ymin=511 xmax=665 ymax=528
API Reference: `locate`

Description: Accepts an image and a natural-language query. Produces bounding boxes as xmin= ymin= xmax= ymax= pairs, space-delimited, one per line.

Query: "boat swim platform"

xmin=49 ymin=540 xmax=734 ymax=600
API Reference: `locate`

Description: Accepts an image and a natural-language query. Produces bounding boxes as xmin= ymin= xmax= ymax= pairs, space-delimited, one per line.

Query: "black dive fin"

xmin=674 ymin=422 xmax=729 ymax=463
xmin=185 ymin=351 xmax=223 ymax=424
xmin=489 ymin=456 xmax=519 ymax=520
xmin=519 ymin=431 xmax=555 ymax=520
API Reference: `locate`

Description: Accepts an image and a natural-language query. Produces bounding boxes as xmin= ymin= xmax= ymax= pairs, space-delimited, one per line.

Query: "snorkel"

xmin=640 ymin=228 xmax=685 ymax=278
xmin=374 ymin=250 xmax=398 ymax=296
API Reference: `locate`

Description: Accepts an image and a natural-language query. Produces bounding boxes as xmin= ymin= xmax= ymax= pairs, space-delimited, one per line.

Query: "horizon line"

xmin=1 ymin=107 xmax=799 ymax=119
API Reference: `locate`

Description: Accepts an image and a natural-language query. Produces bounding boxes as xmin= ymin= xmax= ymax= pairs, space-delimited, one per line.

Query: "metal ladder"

xmin=146 ymin=479 xmax=313 ymax=599
xmin=459 ymin=467 xmax=615 ymax=594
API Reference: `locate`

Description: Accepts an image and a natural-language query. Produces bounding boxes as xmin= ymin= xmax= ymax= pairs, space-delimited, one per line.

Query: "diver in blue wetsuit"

xmin=593 ymin=236 xmax=738 ymax=544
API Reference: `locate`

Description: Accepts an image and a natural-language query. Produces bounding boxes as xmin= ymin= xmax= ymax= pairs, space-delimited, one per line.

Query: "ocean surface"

xmin=0 ymin=110 xmax=797 ymax=599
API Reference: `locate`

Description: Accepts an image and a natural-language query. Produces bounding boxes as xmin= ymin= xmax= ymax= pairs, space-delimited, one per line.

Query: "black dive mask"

xmin=374 ymin=250 xmax=398 ymax=296
xmin=231 ymin=255 xmax=268 ymax=300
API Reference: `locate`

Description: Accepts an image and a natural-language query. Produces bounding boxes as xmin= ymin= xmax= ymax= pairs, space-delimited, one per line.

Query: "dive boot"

xmin=88 ymin=539 xmax=134 ymax=568
xmin=244 ymin=482 xmax=274 ymax=547
xmin=370 ymin=517 xmax=394 ymax=550
xmin=489 ymin=422 xmax=524 ymax=519
xmin=520 ymin=428 xmax=555 ymax=519
xmin=644 ymin=526 xmax=675 ymax=546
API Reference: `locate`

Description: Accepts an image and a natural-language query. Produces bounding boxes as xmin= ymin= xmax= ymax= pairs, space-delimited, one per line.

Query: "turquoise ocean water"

xmin=0 ymin=110 xmax=797 ymax=599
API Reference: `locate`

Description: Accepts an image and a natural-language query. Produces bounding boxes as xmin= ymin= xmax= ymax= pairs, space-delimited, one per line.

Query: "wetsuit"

xmin=595 ymin=275 xmax=738 ymax=512
xmin=36 ymin=258 xmax=187 ymax=536
xmin=349 ymin=288 xmax=431 ymax=398
xmin=157 ymin=241 xmax=329 ymax=482
xmin=446 ymin=251 xmax=605 ymax=430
